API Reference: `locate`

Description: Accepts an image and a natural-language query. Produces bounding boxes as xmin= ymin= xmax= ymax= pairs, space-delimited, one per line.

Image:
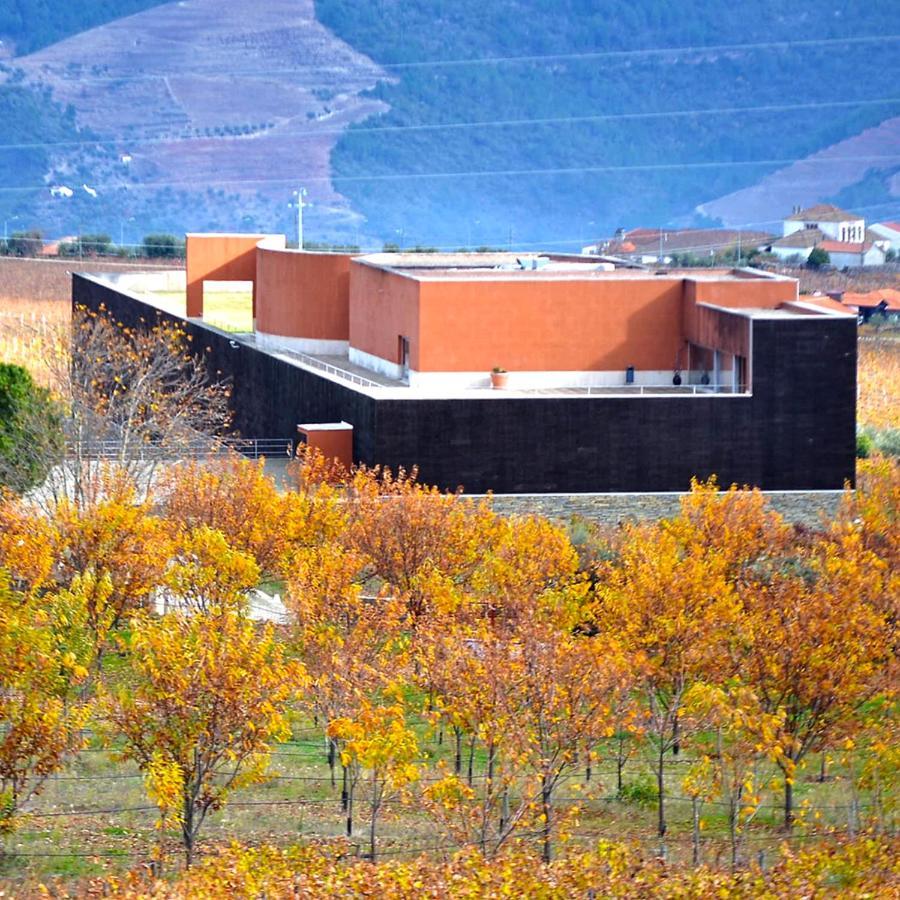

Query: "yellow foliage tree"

xmin=103 ymin=608 xmax=305 ymax=866
xmin=0 ymin=570 xmax=94 ymax=834
xmin=329 ymin=698 xmax=420 ymax=862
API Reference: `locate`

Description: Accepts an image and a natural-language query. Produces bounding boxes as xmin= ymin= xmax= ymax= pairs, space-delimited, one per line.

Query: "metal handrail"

xmin=279 ymin=349 xmax=383 ymax=388
xmin=65 ymin=437 xmax=292 ymax=460
xmin=516 ymin=383 xmax=747 ymax=396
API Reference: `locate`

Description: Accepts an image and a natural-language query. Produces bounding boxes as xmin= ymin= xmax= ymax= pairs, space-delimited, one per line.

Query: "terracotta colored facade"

xmin=187 ymin=236 xmax=801 ymax=384
xmin=297 ymin=422 xmax=353 ymax=470
xmin=185 ymin=233 xmax=281 ymax=318
xmin=256 ymin=244 xmax=352 ymax=343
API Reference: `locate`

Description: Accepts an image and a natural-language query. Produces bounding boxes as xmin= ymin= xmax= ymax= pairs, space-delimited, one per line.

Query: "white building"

xmin=869 ymin=221 xmax=900 ymax=252
xmin=782 ymin=204 xmax=865 ymax=242
xmin=768 ymin=204 xmax=887 ymax=266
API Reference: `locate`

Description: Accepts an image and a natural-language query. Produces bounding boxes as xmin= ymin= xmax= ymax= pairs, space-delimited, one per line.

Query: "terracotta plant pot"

xmin=490 ymin=370 xmax=509 ymax=389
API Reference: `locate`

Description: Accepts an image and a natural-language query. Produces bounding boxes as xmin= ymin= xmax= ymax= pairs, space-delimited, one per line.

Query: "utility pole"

xmin=293 ymin=188 xmax=307 ymax=249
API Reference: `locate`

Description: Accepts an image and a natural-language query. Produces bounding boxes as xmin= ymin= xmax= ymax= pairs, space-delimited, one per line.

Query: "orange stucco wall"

xmin=185 ymin=234 xmax=282 ymax=317
xmin=298 ymin=425 xmax=353 ymax=470
xmin=349 ymin=262 xmax=422 ymax=367
xmin=256 ymin=249 xmax=352 ymax=340
xmin=688 ymin=277 xmax=797 ymax=310
xmin=350 ymin=273 xmax=688 ymax=373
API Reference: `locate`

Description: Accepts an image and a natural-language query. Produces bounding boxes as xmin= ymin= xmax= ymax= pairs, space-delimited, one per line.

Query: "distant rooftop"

xmin=785 ymin=203 xmax=861 ymax=222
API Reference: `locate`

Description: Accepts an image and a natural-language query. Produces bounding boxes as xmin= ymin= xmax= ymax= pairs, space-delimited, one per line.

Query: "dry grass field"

xmin=858 ymin=332 xmax=900 ymax=431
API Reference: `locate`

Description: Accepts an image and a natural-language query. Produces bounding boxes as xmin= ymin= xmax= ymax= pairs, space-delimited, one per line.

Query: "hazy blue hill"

xmin=0 ymin=0 xmax=168 ymax=55
xmin=317 ymin=0 xmax=900 ymax=248
xmin=0 ymin=73 xmax=93 ymax=231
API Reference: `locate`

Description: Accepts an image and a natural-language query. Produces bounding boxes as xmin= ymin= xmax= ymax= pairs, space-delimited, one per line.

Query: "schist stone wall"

xmin=74 ymin=275 xmax=857 ymax=494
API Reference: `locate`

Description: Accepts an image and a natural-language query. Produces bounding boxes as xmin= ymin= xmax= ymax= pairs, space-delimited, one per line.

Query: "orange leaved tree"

xmin=735 ymin=527 xmax=893 ymax=830
xmin=594 ymin=519 xmax=739 ymax=838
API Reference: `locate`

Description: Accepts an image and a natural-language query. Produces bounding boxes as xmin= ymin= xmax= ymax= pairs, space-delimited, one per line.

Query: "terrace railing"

xmin=66 ymin=437 xmax=293 ymax=461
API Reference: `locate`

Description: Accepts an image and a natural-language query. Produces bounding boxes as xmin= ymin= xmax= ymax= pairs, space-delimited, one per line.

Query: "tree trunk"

xmin=182 ymin=796 xmax=195 ymax=868
xmin=656 ymin=744 xmax=667 ymax=837
xmin=499 ymin=787 xmax=509 ymax=836
xmin=541 ymin=778 xmax=553 ymax=863
xmin=784 ymin=775 xmax=794 ymax=831
xmin=617 ymin=738 xmax=625 ymax=796
xmin=346 ymin=779 xmax=354 ymax=838
xmin=454 ymin=727 xmax=462 ymax=775
xmin=328 ymin=739 xmax=336 ymax=790
xmin=729 ymin=797 xmax=739 ymax=870
xmin=467 ymin=735 xmax=476 ymax=786
xmin=369 ymin=779 xmax=382 ymax=862
xmin=691 ymin=796 xmax=700 ymax=867
xmin=341 ymin=762 xmax=349 ymax=812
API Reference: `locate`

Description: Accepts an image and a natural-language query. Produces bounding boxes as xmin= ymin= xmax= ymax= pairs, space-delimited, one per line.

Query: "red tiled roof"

xmin=842 ymin=289 xmax=900 ymax=312
xmin=817 ymin=240 xmax=872 ymax=254
xmin=797 ymin=295 xmax=852 ymax=313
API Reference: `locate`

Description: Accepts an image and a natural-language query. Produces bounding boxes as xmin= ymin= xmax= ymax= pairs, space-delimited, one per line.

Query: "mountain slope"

xmin=318 ymin=0 xmax=900 ymax=247
xmin=7 ymin=0 xmax=387 ymax=241
xmin=0 ymin=0 xmax=168 ymax=55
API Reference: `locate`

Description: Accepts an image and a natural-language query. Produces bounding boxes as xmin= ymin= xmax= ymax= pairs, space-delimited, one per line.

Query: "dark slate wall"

xmin=73 ymin=275 xmax=856 ymax=493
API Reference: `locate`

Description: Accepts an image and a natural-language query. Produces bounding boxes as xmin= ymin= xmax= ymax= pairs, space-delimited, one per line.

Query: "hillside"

xmin=6 ymin=0 xmax=387 ymax=243
xmin=317 ymin=0 xmax=900 ymax=247
xmin=0 ymin=0 xmax=167 ymax=55
xmin=1 ymin=0 xmax=899 ymax=246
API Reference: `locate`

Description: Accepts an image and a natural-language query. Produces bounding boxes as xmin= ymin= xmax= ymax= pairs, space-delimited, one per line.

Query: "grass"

xmin=0 ymin=717 xmax=887 ymax=885
xmin=143 ymin=289 xmax=253 ymax=333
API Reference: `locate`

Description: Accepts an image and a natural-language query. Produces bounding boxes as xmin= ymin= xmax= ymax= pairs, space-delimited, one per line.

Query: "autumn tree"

xmin=0 ymin=571 xmax=94 ymax=835
xmin=344 ymin=465 xmax=494 ymax=628
xmin=159 ymin=456 xmax=345 ymax=582
xmin=683 ymin=682 xmax=789 ymax=868
xmin=594 ymin=520 xmax=739 ymax=838
xmin=104 ymin=608 xmax=304 ymax=866
xmin=286 ymin=542 xmax=407 ymax=824
xmin=164 ymin=526 xmax=259 ymax=615
xmin=329 ymin=697 xmax=420 ymax=862
xmin=43 ymin=305 xmax=231 ymax=508
xmin=734 ymin=527 xmax=893 ymax=830
xmin=50 ymin=469 xmax=171 ymax=665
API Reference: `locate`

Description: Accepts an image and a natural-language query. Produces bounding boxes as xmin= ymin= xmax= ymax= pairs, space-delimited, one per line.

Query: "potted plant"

xmin=490 ymin=366 xmax=509 ymax=389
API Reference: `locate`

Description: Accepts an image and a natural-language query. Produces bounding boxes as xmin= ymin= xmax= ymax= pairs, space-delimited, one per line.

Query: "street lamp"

xmin=119 ymin=216 xmax=135 ymax=249
xmin=297 ymin=190 xmax=306 ymax=250
xmin=3 ymin=214 xmax=18 ymax=244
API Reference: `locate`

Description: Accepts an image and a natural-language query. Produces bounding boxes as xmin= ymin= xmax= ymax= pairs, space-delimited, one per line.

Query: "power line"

xmin=30 ymin=33 xmax=900 ymax=83
xmin=3 ymin=97 xmax=898 ymax=153
xmin=2 ymin=154 xmax=900 ymax=196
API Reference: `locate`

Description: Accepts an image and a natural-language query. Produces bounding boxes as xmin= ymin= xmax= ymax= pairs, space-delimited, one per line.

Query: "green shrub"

xmin=856 ymin=431 xmax=874 ymax=459
xmin=619 ymin=775 xmax=658 ymax=806
xmin=0 ymin=363 xmax=64 ymax=494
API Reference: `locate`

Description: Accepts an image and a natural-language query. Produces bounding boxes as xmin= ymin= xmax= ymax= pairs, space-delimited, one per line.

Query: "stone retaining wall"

xmin=473 ymin=491 xmax=847 ymax=527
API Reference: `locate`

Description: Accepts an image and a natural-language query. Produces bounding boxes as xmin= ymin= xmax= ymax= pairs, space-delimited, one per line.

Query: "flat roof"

xmin=358 ymin=253 xmax=789 ymax=284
